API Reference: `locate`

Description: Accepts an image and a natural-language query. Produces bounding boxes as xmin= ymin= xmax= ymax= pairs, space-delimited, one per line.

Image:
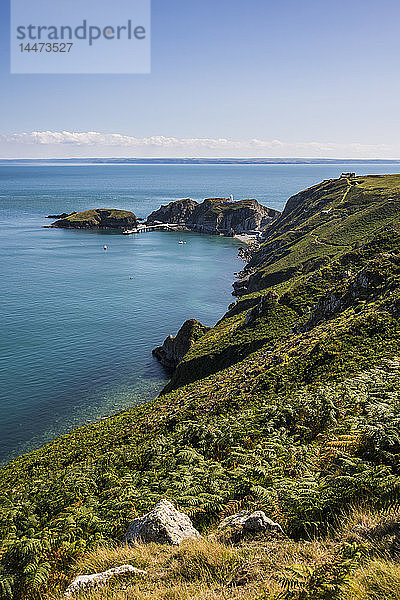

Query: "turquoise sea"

xmin=1 ymin=162 xmax=399 ymax=464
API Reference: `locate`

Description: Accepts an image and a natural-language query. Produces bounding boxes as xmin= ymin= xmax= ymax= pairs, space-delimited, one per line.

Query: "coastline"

xmin=3 ymin=175 xmax=400 ymax=600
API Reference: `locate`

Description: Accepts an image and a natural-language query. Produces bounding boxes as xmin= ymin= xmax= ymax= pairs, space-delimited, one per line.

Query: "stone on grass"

xmin=124 ymin=499 xmax=201 ymax=546
xmin=65 ymin=565 xmax=147 ymax=597
xmin=218 ymin=509 xmax=284 ymax=541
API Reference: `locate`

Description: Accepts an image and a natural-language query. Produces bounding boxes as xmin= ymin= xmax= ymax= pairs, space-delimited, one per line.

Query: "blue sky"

xmin=1 ymin=0 xmax=400 ymax=158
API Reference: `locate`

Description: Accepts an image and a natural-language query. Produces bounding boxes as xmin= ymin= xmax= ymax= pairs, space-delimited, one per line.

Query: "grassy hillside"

xmin=2 ymin=175 xmax=400 ymax=599
xmin=234 ymin=174 xmax=400 ymax=294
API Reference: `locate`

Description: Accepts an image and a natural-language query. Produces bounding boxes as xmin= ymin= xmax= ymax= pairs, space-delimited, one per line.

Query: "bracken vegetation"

xmin=2 ymin=175 xmax=400 ymax=599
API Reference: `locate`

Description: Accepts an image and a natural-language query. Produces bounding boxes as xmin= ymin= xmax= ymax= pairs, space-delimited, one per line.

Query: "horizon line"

xmin=1 ymin=157 xmax=400 ymax=163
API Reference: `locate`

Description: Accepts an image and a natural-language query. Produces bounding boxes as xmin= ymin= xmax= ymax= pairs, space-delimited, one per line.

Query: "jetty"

xmin=123 ymin=223 xmax=181 ymax=235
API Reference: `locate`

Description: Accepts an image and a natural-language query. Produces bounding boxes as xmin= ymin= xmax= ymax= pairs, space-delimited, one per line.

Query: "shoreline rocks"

xmin=152 ymin=319 xmax=210 ymax=370
xmin=238 ymin=241 xmax=260 ymax=262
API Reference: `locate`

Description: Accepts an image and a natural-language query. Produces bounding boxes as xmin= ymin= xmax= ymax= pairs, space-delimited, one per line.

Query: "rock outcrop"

xmin=147 ymin=198 xmax=279 ymax=236
xmin=244 ymin=291 xmax=279 ymax=326
xmin=301 ymin=263 xmax=387 ymax=331
xmin=50 ymin=209 xmax=138 ymax=230
xmin=218 ymin=510 xmax=284 ymax=542
xmin=65 ymin=565 xmax=147 ymax=597
xmin=146 ymin=198 xmax=198 ymax=225
xmin=152 ymin=319 xmax=210 ymax=370
xmin=124 ymin=499 xmax=201 ymax=546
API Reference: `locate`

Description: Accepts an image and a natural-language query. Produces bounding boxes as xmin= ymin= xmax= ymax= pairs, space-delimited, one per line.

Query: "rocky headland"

xmin=50 ymin=208 xmax=138 ymax=230
xmin=152 ymin=318 xmax=210 ymax=370
xmin=146 ymin=197 xmax=280 ymax=236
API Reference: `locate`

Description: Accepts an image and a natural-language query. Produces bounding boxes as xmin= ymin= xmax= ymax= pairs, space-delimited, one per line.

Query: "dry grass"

xmin=339 ymin=504 xmax=400 ymax=535
xmin=343 ymin=560 xmax=400 ymax=600
xmin=335 ymin=503 xmax=400 ymax=559
xmin=45 ymin=504 xmax=400 ymax=600
xmin=46 ymin=537 xmax=335 ymax=600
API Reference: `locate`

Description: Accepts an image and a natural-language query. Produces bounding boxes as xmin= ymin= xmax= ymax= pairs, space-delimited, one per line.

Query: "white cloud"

xmin=0 ymin=130 xmax=397 ymax=159
xmin=0 ymin=131 xmax=244 ymax=148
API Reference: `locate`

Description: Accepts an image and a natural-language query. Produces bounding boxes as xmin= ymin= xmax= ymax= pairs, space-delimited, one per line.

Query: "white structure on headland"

xmin=340 ymin=172 xmax=356 ymax=178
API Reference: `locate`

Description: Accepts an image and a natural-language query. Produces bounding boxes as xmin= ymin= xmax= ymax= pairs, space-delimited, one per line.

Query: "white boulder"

xmin=124 ymin=499 xmax=201 ymax=546
xmin=218 ymin=509 xmax=284 ymax=540
xmin=65 ymin=564 xmax=146 ymax=597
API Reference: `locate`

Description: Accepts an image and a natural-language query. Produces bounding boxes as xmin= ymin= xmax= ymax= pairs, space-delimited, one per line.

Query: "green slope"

xmin=2 ymin=175 xmax=400 ymax=599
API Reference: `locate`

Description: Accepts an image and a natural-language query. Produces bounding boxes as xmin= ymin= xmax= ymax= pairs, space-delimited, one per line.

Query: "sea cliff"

xmin=147 ymin=197 xmax=279 ymax=235
xmin=152 ymin=319 xmax=210 ymax=370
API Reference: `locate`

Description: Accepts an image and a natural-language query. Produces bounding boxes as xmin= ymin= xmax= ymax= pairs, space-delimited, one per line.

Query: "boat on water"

xmin=103 ymin=245 xmax=108 ymax=250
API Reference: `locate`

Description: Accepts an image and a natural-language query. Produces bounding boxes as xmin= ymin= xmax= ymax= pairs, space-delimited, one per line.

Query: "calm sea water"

xmin=1 ymin=162 xmax=399 ymax=463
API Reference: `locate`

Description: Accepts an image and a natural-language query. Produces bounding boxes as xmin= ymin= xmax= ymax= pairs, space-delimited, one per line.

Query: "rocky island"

xmin=50 ymin=208 xmax=138 ymax=230
xmin=47 ymin=199 xmax=278 ymax=238
xmin=146 ymin=197 xmax=280 ymax=236
xmin=47 ymin=198 xmax=280 ymax=238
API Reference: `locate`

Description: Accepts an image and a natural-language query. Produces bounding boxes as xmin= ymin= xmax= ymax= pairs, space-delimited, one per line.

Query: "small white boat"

xmin=104 ymin=245 xmax=108 ymax=250
xmin=178 ymin=240 xmax=187 ymax=244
